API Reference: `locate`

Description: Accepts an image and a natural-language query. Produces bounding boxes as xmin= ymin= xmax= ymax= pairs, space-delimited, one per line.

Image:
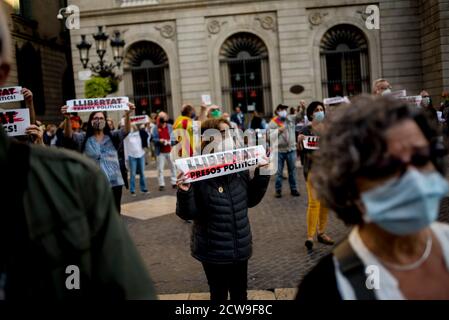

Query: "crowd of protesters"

xmin=2 ymin=3 xmax=449 ymax=301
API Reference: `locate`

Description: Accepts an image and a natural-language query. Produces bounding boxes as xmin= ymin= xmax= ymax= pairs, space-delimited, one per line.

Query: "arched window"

xmin=220 ymin=33 xmax=271 ymax=115
xmin=124 ymin=41 xmax=171 ymax=115
xmin=16 ymin=42 xmax=45 ymax=115
xmin=320 ymin=24 xmax=370 ymax=97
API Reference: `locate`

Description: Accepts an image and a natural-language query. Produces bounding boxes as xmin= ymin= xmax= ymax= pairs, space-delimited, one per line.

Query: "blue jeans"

xmin=275 ymin=150 xmax=297 ymax=192
xmin=129 ymin=156 xmax=148 ymax=193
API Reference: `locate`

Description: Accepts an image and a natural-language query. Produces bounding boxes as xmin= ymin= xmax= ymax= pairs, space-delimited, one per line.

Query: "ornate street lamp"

xmin=111 ymin=31 xmax=125 ymax=67
xmin=77 ymin=26 xmax=125 ymax=78
xmin=76 ymin=35 xmax=91 ymax=69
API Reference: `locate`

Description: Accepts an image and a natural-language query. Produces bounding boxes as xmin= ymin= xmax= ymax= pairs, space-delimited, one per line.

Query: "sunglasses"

xmin=359 ymin=146 xmax=432 ymax=179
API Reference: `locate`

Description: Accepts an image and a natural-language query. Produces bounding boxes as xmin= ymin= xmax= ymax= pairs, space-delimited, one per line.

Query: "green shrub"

xmin=84 ymin=76 xmax=119 ymax=98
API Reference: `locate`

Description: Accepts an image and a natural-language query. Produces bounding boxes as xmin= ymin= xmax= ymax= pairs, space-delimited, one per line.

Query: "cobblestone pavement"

xmin=121 ymin=160 xmax=449 ymax=295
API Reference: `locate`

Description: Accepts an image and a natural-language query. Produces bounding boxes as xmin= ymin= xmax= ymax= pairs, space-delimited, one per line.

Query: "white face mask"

xmin=381 ymin=88 xmax=392 ymax=96
xmin=278 ymin=110 xmax=287 ymax=118
xmin=422 ymin=97 xmax=431 ymax=107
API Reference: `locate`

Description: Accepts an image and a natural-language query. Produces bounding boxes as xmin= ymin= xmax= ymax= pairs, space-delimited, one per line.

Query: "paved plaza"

xmin=121 ymin=160 xmax=449 ymax=299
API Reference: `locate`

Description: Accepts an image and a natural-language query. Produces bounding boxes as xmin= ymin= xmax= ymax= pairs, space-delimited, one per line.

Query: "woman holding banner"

xmin=298 ymin=101 xmax=334 ymax=250
xmin=61 ymin=104 xmax=135 ymax=213
xmin=175 ymin=118 xmax=270 ymax=302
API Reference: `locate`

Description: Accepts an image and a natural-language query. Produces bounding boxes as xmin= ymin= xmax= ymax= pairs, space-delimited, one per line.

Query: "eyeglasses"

xmin=93 ymin=117 xmax=105 ymax=121
xmin=359 ymin=146 xmax=432 ymax=179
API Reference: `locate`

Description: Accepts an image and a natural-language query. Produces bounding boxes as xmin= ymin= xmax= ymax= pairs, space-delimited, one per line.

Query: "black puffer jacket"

xmin=176 ymin=169 xmax=270 ymax=264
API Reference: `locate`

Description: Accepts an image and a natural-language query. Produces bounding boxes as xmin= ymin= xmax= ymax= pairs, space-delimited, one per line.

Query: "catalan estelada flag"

xmin=174 ymin=115 xmax=194 ymax=157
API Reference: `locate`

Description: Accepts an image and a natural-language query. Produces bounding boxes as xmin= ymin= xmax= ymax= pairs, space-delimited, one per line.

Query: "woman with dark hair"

xmin=61 ymin=104 xmax=135 ymax=212
xmin=175 ymin=118 xmax=270 ymax=302
xmin=298 ymin=101 xmax=334 ymax=250
xmin=249 ymin=111 xmax=267 ymax=130
xmin=296 ymin=95 xmax=449 ymax=300
xmin=420 ymin=90 xmax=438 ymax=126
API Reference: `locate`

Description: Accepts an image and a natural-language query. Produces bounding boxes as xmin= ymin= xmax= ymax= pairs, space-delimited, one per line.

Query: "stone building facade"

xmin=1 ymin=0 xmax=75 ymax=123
xmin=68 ymin=0 xmax=449 ymax=119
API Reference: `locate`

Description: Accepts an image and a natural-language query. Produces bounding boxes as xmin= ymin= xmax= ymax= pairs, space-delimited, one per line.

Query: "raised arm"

xmin=123 ymin=102 xmax=136 ymax=135
xmin=22 ymin=88 xmax=36 ymax=125
xmin=61 ymin=105 xmax=73 ymax=138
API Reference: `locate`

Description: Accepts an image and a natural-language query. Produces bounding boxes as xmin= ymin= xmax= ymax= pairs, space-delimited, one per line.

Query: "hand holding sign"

xmin=176 ymin=171 xmax=191 ymax=191
xmin=61 ymin=105 xmax=70 ymax=118
xmin=25 ymin=124 xmax=44 ymax=145
xmin=22 ymin=88 xmax=33 ymax=106
xmin=125 ymin=102 xmax=136 ymax=116
xmin=257 ymin=155 xmax=270 ymax=168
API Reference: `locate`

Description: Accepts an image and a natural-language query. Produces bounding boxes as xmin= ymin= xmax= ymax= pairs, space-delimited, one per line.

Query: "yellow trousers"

xmin=306 ymin=175 xmax=329 ymax=239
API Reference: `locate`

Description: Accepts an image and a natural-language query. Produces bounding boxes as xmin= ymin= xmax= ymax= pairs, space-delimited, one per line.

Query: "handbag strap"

xmin=333 ymin=239 xmax=377 ymax=300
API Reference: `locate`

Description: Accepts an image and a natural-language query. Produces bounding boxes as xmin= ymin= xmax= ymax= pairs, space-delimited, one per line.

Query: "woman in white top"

xmin=124 ymin=124 xmax=151 ymax=196
xmin=297 ymin=95 xmax=449 ymax=300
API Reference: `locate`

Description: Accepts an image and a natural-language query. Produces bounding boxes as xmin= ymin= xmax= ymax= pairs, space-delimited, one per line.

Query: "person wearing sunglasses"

xmin=297 ymin=95 xmax=449 ymax=300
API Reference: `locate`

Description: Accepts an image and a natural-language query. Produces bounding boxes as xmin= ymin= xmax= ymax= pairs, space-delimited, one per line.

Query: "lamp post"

xmin=77 ymin=26 xmax=125 ymax=78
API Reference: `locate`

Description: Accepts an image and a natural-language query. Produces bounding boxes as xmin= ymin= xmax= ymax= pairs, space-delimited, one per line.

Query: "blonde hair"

xmin=372 ymin=78 xmax=388 ymax=94
xmin=0 ymin=5 xmax=11 ymax=64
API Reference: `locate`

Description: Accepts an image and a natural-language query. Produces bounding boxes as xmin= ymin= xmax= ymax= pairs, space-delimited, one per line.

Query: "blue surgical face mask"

xmin=314 ymin=111 xmax=325 ymax=122
xmin=361 ymin=169 xmax=449 ymax=236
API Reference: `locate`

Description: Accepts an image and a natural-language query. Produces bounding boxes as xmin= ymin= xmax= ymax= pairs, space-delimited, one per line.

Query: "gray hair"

xmin=311 ymin=95 xmax=439 ymax=225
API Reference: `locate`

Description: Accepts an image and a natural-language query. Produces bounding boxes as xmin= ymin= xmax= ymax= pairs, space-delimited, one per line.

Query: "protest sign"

xmin=389 ymin=90 xmax=407 ymax=98
xmin=302 ymin=136 xmax=320 ymax=150
xmin=399 ymin=95 xmax=422 ymax=108
xmin=0 ymin=86 xmax=24 ymax=104
xmin=175 ymin=145 xmax=266 ymax=183
xmin=66 ymin=97 xmax=129 ymax=113
xmin=201 ymin=94 xmax=212 ymax=106
xmin=130 ymin=115 xmax=150 ymax=125
xmin=323 ymin=96 xmax=350 ymax=106
xmin=0 ymin=108 xmax=30 ymax=136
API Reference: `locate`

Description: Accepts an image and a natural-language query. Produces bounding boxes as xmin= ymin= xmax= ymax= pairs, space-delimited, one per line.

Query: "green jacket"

xmin=0 ymin=128 xmax=156 ymax=300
